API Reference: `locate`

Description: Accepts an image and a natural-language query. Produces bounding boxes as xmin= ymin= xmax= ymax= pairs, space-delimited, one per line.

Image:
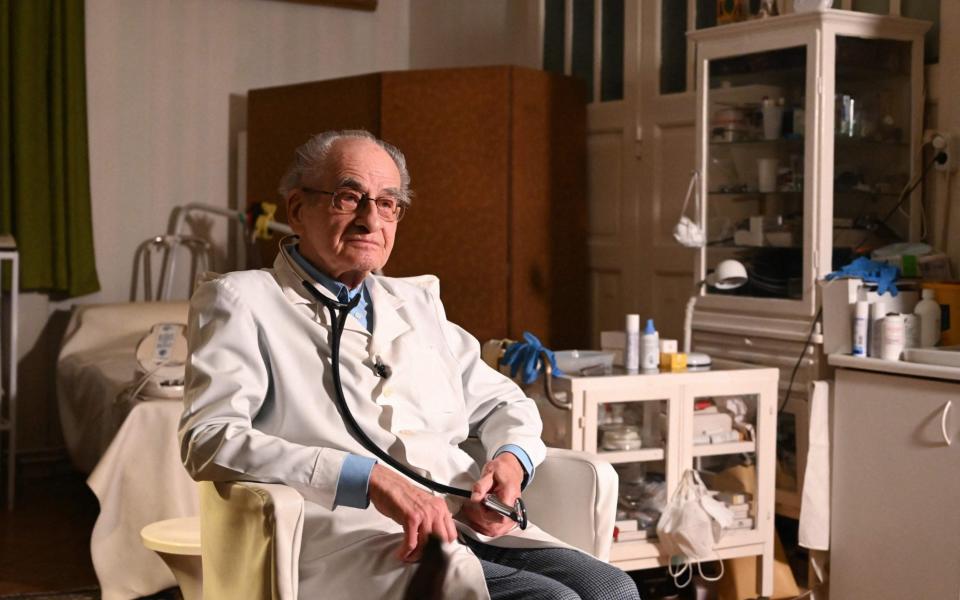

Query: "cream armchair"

xmin=199 ymin=446 xmax=618 ymax=600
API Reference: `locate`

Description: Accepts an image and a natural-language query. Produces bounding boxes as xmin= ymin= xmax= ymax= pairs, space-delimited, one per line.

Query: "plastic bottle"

xmin=625 ymin=314 xmax=640 ymax=373
xmin=852 ymin=300 xmax=868 ymax=357
xmin=641 ymin=319 xmax=660 ymax=372
xmin=914 ymin=288 xmax=942 ymax=347
xmin=902 ymin=314 xmax=919 ymax=349
xmin=880 ymin=314 xmax=905 ymax=361
xmin=869 ymin=298 xmax=886 ymax=358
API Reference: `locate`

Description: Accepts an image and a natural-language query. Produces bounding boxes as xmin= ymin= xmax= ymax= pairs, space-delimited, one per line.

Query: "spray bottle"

xmin=641 ymin=319 xmax=660 ymax=372
xmin=625 ymin=314 xmax=640 ymax=373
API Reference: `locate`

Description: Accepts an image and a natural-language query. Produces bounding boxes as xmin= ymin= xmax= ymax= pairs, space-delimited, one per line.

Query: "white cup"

xmin=881 ymin=314 xmax=905 ymax=361
xmin=762 ymin=104 xmax=783 ymax=140
xmin=757 ymin=158 xmax=779 ymax=192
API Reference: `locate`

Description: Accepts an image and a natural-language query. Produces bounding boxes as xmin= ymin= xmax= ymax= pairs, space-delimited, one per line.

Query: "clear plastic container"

xmin=601 ymin=425 xmax=642 ymax=451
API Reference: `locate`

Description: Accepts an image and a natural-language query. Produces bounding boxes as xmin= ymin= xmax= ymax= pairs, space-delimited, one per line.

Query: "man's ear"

xmin=286 ymin=191 xmax=304 ymax=232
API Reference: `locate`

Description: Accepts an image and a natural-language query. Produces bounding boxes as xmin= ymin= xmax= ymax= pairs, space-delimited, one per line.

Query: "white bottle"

xmin=641 ymin=319 xmax=660 ymax=372
xmin=880 ymin=314 xmax=905 ymax=361
xmin=902 ymin=314 xmax=920 ymax=349
xmin=869 ymin=298 xmax=886 ymax=358
xmin=625 ymin=314 xmax=640 ymax=372
xmin=914 ymin=289 xmax=942 ymax=347
xmin=852 ymin=300 xmax=868 ymax=357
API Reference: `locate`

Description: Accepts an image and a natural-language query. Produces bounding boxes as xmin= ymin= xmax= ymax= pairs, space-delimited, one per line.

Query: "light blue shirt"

xmin=289 ymin=244 xmax=534 ymax=509
xmin=289 ymin=245 xmax=372 ymax=331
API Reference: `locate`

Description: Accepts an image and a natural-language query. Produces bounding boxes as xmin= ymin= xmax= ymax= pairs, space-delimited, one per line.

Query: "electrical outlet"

xmin=933 ymin=132 xmax=957 ymax=172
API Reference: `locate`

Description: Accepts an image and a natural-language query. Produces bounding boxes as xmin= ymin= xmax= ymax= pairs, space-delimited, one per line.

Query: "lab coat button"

xmin=383 ymin=387 xmax=393 ymax=397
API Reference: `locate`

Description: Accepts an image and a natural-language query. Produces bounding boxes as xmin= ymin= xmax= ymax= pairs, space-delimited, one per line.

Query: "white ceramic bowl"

xmin=602 ymin=425 xmax=642 ymax=451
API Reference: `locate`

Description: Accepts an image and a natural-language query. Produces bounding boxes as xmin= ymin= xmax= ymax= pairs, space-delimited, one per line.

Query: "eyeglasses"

xmin=301 ymin=187 xmax=407 ymax=222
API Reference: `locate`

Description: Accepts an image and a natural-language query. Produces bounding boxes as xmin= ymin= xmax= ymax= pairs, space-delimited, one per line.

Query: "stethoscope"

xmin=297 ymin=264 xmax=528 ymax=530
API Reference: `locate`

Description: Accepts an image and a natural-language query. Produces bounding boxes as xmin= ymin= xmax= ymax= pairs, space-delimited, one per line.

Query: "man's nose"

xmin=352 ymin=198 xmax=383 ymax=231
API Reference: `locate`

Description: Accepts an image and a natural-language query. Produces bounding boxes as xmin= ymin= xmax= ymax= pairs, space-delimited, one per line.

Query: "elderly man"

xmin=179 ymin=130 xmax=639 ymax=599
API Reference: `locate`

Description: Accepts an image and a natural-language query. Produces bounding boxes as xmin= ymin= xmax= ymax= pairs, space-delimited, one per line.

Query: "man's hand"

xmin=368 ymin=464 xmax=458 ymax=562
xmin=457 ymin=453 xmax=524 ymax=538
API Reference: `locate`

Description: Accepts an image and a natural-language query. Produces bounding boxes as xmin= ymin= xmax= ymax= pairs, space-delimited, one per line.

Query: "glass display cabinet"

xmin=689 ymin=10 xmax=929 ymax=317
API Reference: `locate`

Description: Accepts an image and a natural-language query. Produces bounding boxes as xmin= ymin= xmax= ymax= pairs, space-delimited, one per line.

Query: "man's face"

xmin=288 ymin=138 xmax=402 ymax=286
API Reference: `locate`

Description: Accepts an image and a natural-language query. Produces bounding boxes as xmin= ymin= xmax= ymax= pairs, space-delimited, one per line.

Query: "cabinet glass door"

xmin=689 ymin=391 xmax=761 ymax=537
xmin=832 ymin=36 xmax=913 ymax=269
xmin=586 ymin=393 xmax=672 ymax=545
xmin=705 ymin=46 xmax=807 ymax=300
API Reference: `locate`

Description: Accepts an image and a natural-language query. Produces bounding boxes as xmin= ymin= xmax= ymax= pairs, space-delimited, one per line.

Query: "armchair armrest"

xmin=458 ymin=438 xmax=617 ymax=559
xmin=199 ymin=481 xmax=305 ymax=600
xmin=523 ymin=447 xmax=618 ymax=560
xmin=198 ymin=447 xmax=617 ymax=600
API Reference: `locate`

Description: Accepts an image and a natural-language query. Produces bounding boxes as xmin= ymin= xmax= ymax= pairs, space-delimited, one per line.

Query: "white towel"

xmin=798 ymin=380 xmax=831 ymax=550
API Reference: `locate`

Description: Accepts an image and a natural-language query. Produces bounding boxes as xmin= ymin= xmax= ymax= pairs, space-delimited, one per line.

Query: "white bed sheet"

xmin=57 ymin=301 xmax=198 ymax=599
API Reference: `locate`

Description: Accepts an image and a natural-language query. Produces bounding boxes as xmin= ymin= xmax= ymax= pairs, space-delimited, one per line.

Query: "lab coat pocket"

xmin=383 ymin=342 xmax=462 ymax=426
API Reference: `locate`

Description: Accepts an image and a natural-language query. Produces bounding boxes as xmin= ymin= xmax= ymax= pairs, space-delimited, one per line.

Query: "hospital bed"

xmin=57 ymin=300 xmax=619 ymax=599
xmin=57 ymin=300 xmax=198 ymax=599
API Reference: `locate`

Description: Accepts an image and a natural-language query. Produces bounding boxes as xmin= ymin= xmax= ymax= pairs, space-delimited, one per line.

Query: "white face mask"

xmin=656 ymin=469 xmax=733 ymax=587
xmin=674 ymin=215 xmax=706 ymax=248
xmin=674 ymin=171 xmax=706 ymax=248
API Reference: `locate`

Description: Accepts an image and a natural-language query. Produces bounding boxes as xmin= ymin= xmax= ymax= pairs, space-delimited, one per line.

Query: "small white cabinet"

xmin=831 ymin=366 xmax=960 ymax=600
xmin=538 ymin=364 xmax=778 ymax=597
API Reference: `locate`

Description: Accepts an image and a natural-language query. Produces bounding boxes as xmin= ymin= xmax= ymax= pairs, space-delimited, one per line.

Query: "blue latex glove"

xmin=825 ymin=256 xmax=900 ymax=296
xmin=499 ymin=332 xmax=563 ymax=385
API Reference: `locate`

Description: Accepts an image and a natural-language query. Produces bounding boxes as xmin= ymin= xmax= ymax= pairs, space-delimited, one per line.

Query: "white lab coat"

xmin=179 ymin=250 xmax=564 ymax=599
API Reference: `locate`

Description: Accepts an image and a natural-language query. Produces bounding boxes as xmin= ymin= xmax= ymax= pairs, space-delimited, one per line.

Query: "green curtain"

xmin=0 ymin=0 xmax=99 ymax=297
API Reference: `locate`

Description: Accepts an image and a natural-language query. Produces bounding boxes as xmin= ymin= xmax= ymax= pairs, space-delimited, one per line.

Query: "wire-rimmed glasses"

xmin=301 ymin=187 xmax=407 ymax=222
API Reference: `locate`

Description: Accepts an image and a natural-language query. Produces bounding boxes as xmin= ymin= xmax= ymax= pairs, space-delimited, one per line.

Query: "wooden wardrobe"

xmin=247 ymin=66 xmax=588 ymax=349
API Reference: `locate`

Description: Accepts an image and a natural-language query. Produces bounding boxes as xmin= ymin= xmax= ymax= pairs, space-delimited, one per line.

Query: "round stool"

xmin=140 ymin=516 xmax=202 ymax=600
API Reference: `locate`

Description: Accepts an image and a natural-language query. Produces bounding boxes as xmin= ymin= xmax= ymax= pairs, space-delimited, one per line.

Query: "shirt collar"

xmin=288 ymin=244 xmax=364 ymax=302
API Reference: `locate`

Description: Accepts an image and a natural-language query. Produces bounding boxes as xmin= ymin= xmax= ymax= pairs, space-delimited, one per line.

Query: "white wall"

xmin=408 ymin=0 xmax=541 ymax=70
xmin=20 ymin=0 xmax=412 ymax=452
xmin=84 ymin=0 xmax=410 ymax=306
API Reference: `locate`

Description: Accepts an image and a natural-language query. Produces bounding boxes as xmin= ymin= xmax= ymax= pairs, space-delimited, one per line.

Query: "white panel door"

xmin=584 ymin=0 xmax=638 ymax=347
xmin=575 ymin=0 xmax=698 ymax=345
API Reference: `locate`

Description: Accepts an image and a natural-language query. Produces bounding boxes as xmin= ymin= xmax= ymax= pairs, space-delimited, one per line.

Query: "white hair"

xmin=277 ymin=130 xmax=412 ymax=203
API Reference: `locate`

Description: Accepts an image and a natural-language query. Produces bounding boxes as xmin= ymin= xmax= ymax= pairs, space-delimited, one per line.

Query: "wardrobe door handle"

xmin=940 ymin=401 xmax=952 ymax=446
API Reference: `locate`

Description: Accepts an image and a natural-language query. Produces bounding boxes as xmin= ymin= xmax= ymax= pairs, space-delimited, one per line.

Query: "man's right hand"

xmin=368 ymin=464 xmax=458 ymax=562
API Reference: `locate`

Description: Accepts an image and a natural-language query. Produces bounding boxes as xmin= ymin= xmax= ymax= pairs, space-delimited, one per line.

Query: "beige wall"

xmin=408 ymin=0 xmax=541 ymax=70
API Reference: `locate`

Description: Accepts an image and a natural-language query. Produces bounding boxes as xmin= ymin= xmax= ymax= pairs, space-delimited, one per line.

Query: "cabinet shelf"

xmin=707 ymin=242 xmax=801 ymax=250
xmin=710 ymin=138 xmax=804 ymax=146
xmin=707 ymin=189 xmax=901 ymax=198
xmin=596 ymin=447 xmax=665 ymax=464
xmin=708 ymin=191 xmax=802 ymax=196
xmin=692 ymin=440 xmax=756 ymax=457
xmin=710 ymin=137 xmax=907 ymax=148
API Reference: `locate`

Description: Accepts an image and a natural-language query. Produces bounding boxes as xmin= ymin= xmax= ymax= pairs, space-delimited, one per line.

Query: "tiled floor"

xmin=0 ymin=471 xmax=99 ymax=595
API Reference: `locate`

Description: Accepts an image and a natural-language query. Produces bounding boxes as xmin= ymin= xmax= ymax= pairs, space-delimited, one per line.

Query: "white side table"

xmin=0 ymin=234 xmax=18 ymax=510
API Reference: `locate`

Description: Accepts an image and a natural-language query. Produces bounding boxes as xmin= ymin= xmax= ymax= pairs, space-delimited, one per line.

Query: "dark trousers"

xmin=463 ymin=537 xmax=641 ymax=600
